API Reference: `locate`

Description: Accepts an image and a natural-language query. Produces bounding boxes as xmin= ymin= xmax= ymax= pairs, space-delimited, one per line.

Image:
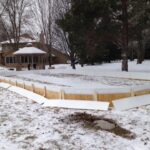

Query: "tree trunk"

xmin=80 ymin=57 xmax=85 ymax=67
xmin=121 ymin=0 xmax=128 ymax=71
xmin=137 ymin=33 xmax=144 ymax=64
xmin=48 ymin=46 xmax=52 ymax=68
xmin=80 ymin=60 xmax=84 ymax=67
xmin=48 ymin=33 xmax=52 ymax=68
xmin=48 ymin=54 xmax=52 ymax=67
xmin=71 ymin=59 xmax=76 ymax=69
xmin=47 ymin=39 xmax=52 ymax=68
xmin=0 ymin=53 xmax=5 ymax=65
xmin=70 ymin=51 xmax=76 ymax=69
xmin=122 ymin=55 xmax=128 ymax=71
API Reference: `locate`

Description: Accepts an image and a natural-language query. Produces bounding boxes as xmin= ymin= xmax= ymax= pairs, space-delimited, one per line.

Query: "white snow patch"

xmin=14 ymin=47 xmax=46 ymax=55
xmin=113 ymin=94 xmax=150 ymax=110
xmin=0 ymin=82 xmax=11 ymax=88
xmin=43 ymin=99 xmax=109 ymax=111
xmin=8 ymin=86 xmax=46 ymax=104
xmin=0 ymin=88 xmax=150 ymax=150
xmin=1 ymin=37 xmax=36 ymax=44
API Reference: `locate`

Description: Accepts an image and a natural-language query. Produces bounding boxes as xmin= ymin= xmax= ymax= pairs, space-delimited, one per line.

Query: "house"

xmin=13 ymin=46 xmax=47 ymax=70
xmin=0 ymin=35 xmax=69 ymax=70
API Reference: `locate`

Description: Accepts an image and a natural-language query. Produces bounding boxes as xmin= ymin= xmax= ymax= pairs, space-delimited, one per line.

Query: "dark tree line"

xmin=1 ymin=0 xmax=150 ymax=71
xmin=57 ymin=0 xmax=150 ymax=71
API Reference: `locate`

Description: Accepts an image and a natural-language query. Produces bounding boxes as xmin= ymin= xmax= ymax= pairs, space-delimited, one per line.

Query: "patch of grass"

xmin=66 ymin=112 xmax=136 ymax=139
xmin=25 ymin=135 xmax=37 ymax=141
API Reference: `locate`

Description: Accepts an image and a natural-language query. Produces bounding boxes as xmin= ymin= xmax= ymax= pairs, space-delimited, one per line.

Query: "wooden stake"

xmin=60 ymin=90 xmax=65 ymax=99
xmin=23 ymin=83 xmax=25 ymax=89
xmin=93 ymin=92 xmax=98 ymax=101
xmin=130 ymin=88 xmax=134 ymax=97
xmin=32 ymin=84 xmax=35 ymax=92
xmin=43 ymin=86 xmax=47 ymax=97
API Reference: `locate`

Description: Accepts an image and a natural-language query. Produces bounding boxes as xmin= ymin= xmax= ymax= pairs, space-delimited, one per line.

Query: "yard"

xmin=0 ymin=61 xmax=150 ymax=91
xmin=0 ymin=88 xmax=150 ymax=150
xmin=0 ymin=60 xmax=150 ymax=150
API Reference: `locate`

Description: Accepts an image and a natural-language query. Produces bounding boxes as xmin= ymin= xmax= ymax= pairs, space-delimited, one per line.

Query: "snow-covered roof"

xmin=13 ymin=47 xmax=47 ymax=55
xmin=1 ymin=37 xmax=37 ymax=44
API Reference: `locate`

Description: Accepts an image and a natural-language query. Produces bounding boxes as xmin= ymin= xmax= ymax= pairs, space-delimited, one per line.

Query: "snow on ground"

xmin=0 ymin=83 xmax=109 ymax=110
xmin=113 ymin=94 xmax=150 ymax=110
xmin=14 ymin=47 xmax=47 ymax=55
xmin=0 ymin=88 xmax=150 ymax=150
xmin=0 ymin=61 xmax=150 ymax=93
xmin=0 ymin=61 xmax=150 ymax=150
xmin=0 ymin=66 xmax=7 ymax=71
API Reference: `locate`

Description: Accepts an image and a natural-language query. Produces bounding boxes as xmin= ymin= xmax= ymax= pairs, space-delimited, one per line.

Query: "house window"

xmin=21 ymin=56 xmax=24 ymax=63
xmin=20 ymin=56 xmax=29 ymax=63
xmin=6 ymin=57 xmax=9 ymax=64
xmin=29 ymin=56 xmax=32 ymax=63
xmin=34 ymin=56 xmax=38 ymax=63
xmin=13 ymin=57 xmax=16 ymax=63
xmin=6 ymin=57 xmax=15 ymax=64
xmin=10 ymin=57 xmax=13 ymax=63
xmin=25 ymin=56 xmax=28 ymax=63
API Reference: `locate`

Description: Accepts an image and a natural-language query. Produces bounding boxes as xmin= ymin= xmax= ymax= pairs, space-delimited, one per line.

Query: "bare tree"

xmin=0 ymin=0 xmax=32 ymax=50
xmin=32 ymin=0 xmax=53 ymax=67
xmin=54 ymin=0 xmax=77 ymax=69
xmin=121 ymin=0 xmax=128 ymax=71
xmin=129 ymin=0 xmax=150 ymax=64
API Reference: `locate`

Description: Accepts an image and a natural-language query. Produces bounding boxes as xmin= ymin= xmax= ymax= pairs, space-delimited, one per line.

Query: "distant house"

xmin=0 ymin=35 xmax=69 ymax=70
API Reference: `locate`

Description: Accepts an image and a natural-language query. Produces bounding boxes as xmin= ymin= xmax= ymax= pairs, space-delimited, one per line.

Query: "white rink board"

xmin=8 ymin=86 xmax=46 ymax=104
xmin=113 ymin=95 xmax=150 ymax=111
xmin=43 ymin=100 xmax=109 ymax=111
xmin=0 ymin=82 xmax=109 ymax=110
xmin=0 ymin=83 xmax=11 ymax=89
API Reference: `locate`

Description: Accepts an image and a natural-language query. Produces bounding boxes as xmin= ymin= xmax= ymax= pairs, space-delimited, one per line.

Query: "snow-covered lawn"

xmin=0 ymin=61 xmax=150 ymax=92
xmin=0 ymin=66 xmax=6 ymax=71
xmin=12 ymin=71 xmax=150 ymax=88
xmin=0 ymin=88 xmax=150 ymax=150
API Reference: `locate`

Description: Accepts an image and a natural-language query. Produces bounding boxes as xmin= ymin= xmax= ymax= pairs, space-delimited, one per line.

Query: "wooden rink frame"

xmin=0 ymin=78 xmax=150 ymax=107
